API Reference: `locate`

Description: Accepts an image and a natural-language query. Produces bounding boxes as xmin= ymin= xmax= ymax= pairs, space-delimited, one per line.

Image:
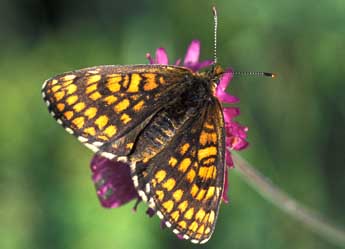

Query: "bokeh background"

xmin=1 ymin=0 xmax=344 ymax=248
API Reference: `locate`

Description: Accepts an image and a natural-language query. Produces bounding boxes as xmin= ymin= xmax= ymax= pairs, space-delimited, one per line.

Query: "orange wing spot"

xmin=51 ymin=79 xmax=58 ymax=85
xmin=189 ymin=221 xmax=199 ymax=233
xmin=51 ymin=85 xmax=61 ymax=92
xmin=133 ymin=100 xmax=144 ymax=112
xmin=155 ymin=170 xmax=166 ymax=183
xmin=197 ymin=146 xmax=217 ymax=161
xmin=72 ymin=117 xmax=85 ymax=129
xmin=73 ymin=102 xmax=86 ymax=112
xmin=190 ymin=184 xmax=199 ymax=197
xmin=143 ymin=73 xmax=158 ymax=91
xmin=197 ymin=225 xmax=205 ymax=234
xmin=205 ymin=186 xmax=215 ymax=200
xmin=98 ymin=135 xmax=109 ymax=141
xmin=180 ymin=143 xmax=190 ymax=155
xmin=127 ymin=73 xmax=141 ymax=93
xmin=198 ymin=166 xmax=217 ymax=180
xmin=186 ymin=169 xmax=196 ymax=183
xmin=195 ymin=209 xmax=206 ymax=221
xmin=66 ymin=84 xmax=77 ymax=95
xmin=205 ymin=227 xmax=211 ymax=234
xmin=199 ymin=131 xmax=217 ymax=146
xmin=122 ymin=74 xmax=129 ymax=88
xmin=171 ymin=211 xmax=180 ymax=222
xmin=172 ymin=189 xmax=183 ymax=202
xmin=84 ymin=127 xmax=96 ymax=136
xmin=203 ymin=158 xmax=215 ymax=165
xmin=84 ymin=107 xmax=97 ymax=119
xmin=62 ymin=80 xmax=73 ymax=87
xmin=178 ymin=158 xmax=191 ymax=173
xmin=103 ymin=95 xmax=118 ymax=105
xmin=193 ymin=161 xmax=199 ymax=168
xmin=56 ymin=103 xmax=65 ymax=111
xmin=156 ymin=190 xmax=164 ymax=201
xmin=151 ymin=178 xmax=157 ymax=187
xmin=87 ymin=74 xmax=101 ymax=85
xmin=204 ymin=122 xmax=214 ymax=129
xmin=178 ymin=200 xmax=188 ymax=212
xmin=162 ymin=178 xmax=176 ymax=191
xmin=66 ymin=95 xmax=78 ymax=105
xmin=120 ymin=113 xmax=132 ymax=124
xmin=168 ymin=157 xmax=178 ymax=167
xmin=126 ymin=143 xmax=134 ymax=150
xmin=178 ymin=220 xmax=187 ymax=229
xmin=159 ymin=76 xmax=165 ymax=84
xmin=54 ymin=91 xmax=65 ymax=101
xmin=162 ymin=200 xmax=174 ymax=213
xmin=184 ymin=207 xmax=194 ymax=220
xmin=114 ymin=99 xmax=130 ymax=113
xmin=106 ymin=76 xmax=122 ymax=92
xmin=95 ymin=115 xmax=109 ymax=130
xmin=89 ymin=91 xmax=102 ymax=100
xmin=209 ymin=211 xmax=215 ymax=224
xmin=62 ymin=74 xmax=76 ymax=81
xmin=63 ymin=111 xmax=74 ymax=120
xmin=86 ymin=83 xmax=98 ymax=94
xmin=196 ymin=189 xmax=207 ymax=201
xmin=103 ymin=125 xmax=117 ymax=137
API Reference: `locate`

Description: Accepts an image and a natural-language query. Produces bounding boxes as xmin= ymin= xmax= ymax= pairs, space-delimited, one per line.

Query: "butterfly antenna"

xmin=234 ymin=71 xmax=277 ymax=78
xmin=212 ymin=6 xmax=218 ymax=64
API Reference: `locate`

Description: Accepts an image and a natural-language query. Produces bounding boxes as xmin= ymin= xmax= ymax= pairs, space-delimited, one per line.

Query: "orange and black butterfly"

xmin=41 ymin=6 xmax=257 ymax=244
xmin=42 ymin=63 xmax=226 ymax=243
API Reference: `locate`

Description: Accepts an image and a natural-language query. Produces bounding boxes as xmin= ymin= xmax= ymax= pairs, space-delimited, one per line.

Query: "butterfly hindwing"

xmin=42 ymin=64 xmax=193 ymax=159
xmin=130 ymin=97 xmax=225 ymax=244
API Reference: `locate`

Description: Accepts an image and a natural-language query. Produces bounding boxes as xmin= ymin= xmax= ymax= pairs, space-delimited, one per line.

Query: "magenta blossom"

xmin=90 ymin=39 xmax=248 ymax=209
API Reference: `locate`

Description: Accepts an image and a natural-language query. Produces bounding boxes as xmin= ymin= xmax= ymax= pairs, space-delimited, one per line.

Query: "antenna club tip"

xmin=263 ymin=72 xmax=277 ymax=78
xmin=212 ymin=6 xmax=217 ymax=14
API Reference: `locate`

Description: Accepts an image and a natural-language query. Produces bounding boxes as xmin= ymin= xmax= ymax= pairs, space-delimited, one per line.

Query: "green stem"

xmin=232 ymin=152 xmax=345 ymax=248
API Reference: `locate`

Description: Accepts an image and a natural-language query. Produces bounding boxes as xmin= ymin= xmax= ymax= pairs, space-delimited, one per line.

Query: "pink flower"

xmin=146 ymin=39 xmax=213 ymax=71
xmin=91 ymin=155 xmax=139 ymax=208
xmin=90 ymin=40 xmax=248 ymax=208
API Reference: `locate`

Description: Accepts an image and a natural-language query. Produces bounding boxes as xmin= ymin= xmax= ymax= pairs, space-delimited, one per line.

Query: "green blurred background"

xmin=1 ymin=0 xmax=344 ymax=248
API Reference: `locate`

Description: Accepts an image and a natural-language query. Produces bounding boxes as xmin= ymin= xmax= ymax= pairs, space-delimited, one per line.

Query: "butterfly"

xmin=41 ymin=62 xmax=228 ymax=243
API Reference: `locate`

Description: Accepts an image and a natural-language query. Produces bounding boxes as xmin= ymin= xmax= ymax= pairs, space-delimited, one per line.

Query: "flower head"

xmin=146 ymin=39 xmax=213 ymax=71
xmin=90 ymin=40 xmax=248 ymax=208
xmin=91 ymin=155 xmax=138 ymax=208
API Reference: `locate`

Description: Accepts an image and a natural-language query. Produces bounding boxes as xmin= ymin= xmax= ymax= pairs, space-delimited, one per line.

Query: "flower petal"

xmin=155 ymin=48 xmax=169 ymax=64
xmin=189 ymin=60 xmax=214 ymax=72
xmin=91 ymin=155 xmax=138 ymax=208
xmin=183 ymin=40 xmax=201 ymax=67
xmin=223 ymin=107 xmax=240 ymax=123
xmin=225 ymin=150 xmax=234 ymax=167
xmin=216 ymin=69 xmax=240 ymax=103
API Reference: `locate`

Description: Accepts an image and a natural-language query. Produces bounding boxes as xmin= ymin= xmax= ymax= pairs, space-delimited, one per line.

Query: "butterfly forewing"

xmin=42 ymin=65 xmax=193 ymax=159
xmin=130 ymin=97 xmax=225 ymax=244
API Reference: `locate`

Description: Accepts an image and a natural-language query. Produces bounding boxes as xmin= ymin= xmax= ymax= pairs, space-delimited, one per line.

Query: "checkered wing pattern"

xmin=42 ymin=65 xmax=193 ymax=160
xmin=130 ymin=98 xmax=225 ymax=244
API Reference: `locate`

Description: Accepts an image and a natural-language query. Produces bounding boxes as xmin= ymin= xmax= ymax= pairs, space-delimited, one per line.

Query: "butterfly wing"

xmin=42 ymin=64 xmax=193 ymax=160
xmin=130 ymin=97 xmax=225 ymax=244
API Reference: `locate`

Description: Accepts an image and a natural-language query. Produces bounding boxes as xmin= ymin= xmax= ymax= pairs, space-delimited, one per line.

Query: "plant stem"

xmin=232 ymin=152 xmax=345 ymax=248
